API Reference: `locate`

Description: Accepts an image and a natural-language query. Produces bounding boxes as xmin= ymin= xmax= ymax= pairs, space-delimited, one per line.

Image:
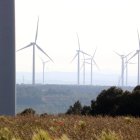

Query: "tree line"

xmin=66 ymin=86 xmax=140 ymax=116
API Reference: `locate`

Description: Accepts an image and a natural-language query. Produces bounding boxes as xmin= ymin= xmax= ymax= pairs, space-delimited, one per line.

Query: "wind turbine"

xmin=127 ymin=29 xmax=140 ymax=85
xmin=125 ymin=60 xmax=135 ymax=86
xmin=71 ymin=33 xmax=90 ymax=85
xmin=85 ymin=48 xmax=99 ymax=85
xmin=17 ymin=17 xmax=53 ymax=85
xmin=124 ymin=52 xmax=135 ymax=86
xmin=80 ymin=53 xmax=88 ymax=85
xmin=125 ymin=56 xmax=129 ymax=86
xmin=40 ymin=57 xmax=50 ymax=84
xmin=118 ymin=55 xmax=134 ymax=86
xmin=114 ymin=51 xmax=132 ymax=87
xmin=81 ymin=53 xmax=86 ymax=85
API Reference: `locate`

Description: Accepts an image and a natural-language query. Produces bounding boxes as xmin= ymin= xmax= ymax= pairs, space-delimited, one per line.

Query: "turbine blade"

xmin=35 ymin=17 xmax=39 ymax=43
xmin=39 ymin=56 xmax=44 ymax=62
xmin=84 ymin=58 xmax=91 ymax=60
xmin=137 ymin=29 xmax=140 ymax=49
xmin=125 ymin=51 xmax=133 ymax=58
xmin=113 ymin=51 xmax=121 ymax=57
xmin=83 ymin=53 xmax=85 ymax=59
xmin=79 ymin=50 xmax=91 ymax=57
xmin=39 ymin=56 xmax=50 ymax=64
xmin=44 ymin=60 xmax=50 ymax=63
xmin=93 ymin=59 xmax=100 ymax=70
xmin=92 ymin=47 xmax=97 ymax=59
xmin=85 ymin=62 xmax=91 ymax=64
xmin=127 ymin=52 xmax=138 ymax=62
xmin=71 ymin=53 xmax=78 ymax=63
xmin=16 ymin=43 xmax=32 ymax=52
xmin=36 ymin=44 xmax=54 ymax=63
xmin=76 ymin=33 xmax=80 ymax=50
xmin=128 ymin=62 xmax=136 ymax=64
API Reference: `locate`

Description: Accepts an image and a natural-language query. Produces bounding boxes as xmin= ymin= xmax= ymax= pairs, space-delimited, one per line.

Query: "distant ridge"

xmin=16 ymin=71 xmax=137 ymax=86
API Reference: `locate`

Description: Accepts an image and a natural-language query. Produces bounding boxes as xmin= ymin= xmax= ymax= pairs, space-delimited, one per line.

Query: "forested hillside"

xmin=16 ymin=84 xmax=133 ymax=114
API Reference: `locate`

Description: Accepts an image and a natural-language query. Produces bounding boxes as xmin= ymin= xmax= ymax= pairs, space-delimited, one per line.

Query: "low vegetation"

xmin=0 ymin=115 xmax=140 ymax=140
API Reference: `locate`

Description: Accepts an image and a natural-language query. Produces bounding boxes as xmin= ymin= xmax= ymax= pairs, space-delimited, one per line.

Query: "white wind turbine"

xmin=40 ymin=57 xmax=50 ymax=84
xmin=125 ymin=57 xmax=129 ymax=86
xmin=71 ymin=33 xmax=90 ymax=85
xmin=127 ymin=30 xmax=140 ymax=85
xmin=85 ymin=48 xmax=99 ymax=85
xmin=118 ymin=53 xmax=134 ymax=86
xmin=114 ymin=51 xmax=132 ymax=87
xmin=81 ymin=53 xmax=90 ymax=85
xmin=81 ymin=53 xmax=86 ymax=85
xmin=17 ymin=17 xmax=53 ymax=85
xmin=125 ymin=55 xmax=135 ymax=86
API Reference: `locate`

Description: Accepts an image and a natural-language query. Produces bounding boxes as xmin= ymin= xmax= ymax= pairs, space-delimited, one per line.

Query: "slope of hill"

xmin=16 ymin=84 xmax=133 ymax=114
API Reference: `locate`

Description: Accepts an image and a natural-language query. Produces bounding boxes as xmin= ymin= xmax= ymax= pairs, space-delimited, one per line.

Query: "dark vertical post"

xmin=0 ymin=0 xmax=15 ymax=115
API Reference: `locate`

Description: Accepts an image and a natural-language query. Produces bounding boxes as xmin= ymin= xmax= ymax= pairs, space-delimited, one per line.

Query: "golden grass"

xmin=0 ymin=115 xmax=140 ymax=140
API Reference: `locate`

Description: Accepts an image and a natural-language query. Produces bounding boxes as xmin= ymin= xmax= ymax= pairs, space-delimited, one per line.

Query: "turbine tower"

xmin=0 ymin=0 xmax=15 ymax=115
xmin=85 ymin=48 xmax=99 ymax=85
xmin=71 ymin=33 xmax=90 ymax=85
xmin=81 ymin=53 xmax=88 ymax=85
xmin=114 ymin=51 xmax=132 ymax=87
xmin=40 ymin=58 xmax=50 ymax=84
xmin=90 ymin=48 xmax=99 ymax=85
xmin=125 ymin=59 xmax=135 ymax=86
xmin=127 ymin=30 xmax=140 ymax=85
xmin=17 ymin=18 xmax=53 ymax=85
xmin=77 ymin=33 xmax=80 ymax=85
xmin=82 ymin=54 xmax=86 ymax=85
xmin=125 ymin=57 xmax=128 ymax=86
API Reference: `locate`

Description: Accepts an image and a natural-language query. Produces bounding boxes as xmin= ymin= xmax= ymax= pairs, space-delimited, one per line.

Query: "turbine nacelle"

xmin=31 ymin=42 xmax=35 ymax=45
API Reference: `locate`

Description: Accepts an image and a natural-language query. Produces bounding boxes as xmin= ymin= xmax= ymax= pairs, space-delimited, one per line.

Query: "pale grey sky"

xmin=15 ymin=0 xmax=140 ymax=85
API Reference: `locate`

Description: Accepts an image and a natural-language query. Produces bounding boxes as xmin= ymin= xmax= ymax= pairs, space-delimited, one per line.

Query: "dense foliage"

xmin=66 ymin=86 xmax=140 ymax=116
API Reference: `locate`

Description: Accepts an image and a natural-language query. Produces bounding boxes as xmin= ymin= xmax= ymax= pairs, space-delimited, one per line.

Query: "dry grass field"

xmin=0 ymin=115 xmax=140 ymax=140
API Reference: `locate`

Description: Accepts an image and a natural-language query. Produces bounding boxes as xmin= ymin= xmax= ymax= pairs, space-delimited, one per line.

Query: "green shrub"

xmin=19 ymin=108 xmax=36 ymax=116
xmin=0 ymin=127 xmax=20 ymax=140
xmin=40 ymin=113 xmax=48 ymax=117
xmin=66 ymin=100 xmax=82 ymax=115
xmin=32 ymin=129 xmax=70 ymax=140
xmin=96 ymin=130 xmax=122 ymax=140
xmin=32 ymin=129 xmax=52 ymax=140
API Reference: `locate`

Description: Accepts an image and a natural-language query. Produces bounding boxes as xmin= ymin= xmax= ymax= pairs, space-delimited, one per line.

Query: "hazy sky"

xmin=15 ymin=0 xmax=140 ymax=85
